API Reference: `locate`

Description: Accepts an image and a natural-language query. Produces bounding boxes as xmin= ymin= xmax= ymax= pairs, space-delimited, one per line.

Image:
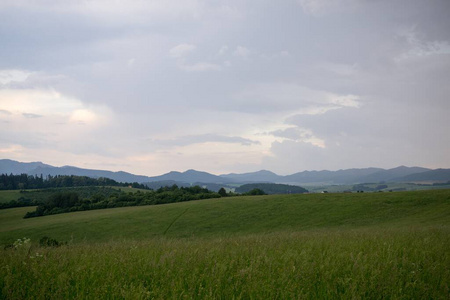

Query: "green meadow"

xmin=0 ymin=190 xmax=22 ymax=203
xmin=1 ymin=190 xmax=450 ymax=299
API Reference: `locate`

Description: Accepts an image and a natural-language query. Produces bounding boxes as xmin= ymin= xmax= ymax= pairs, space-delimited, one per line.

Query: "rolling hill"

xmin=1 ymin=189 xmax=449 ymax=244
xmin=393 ymin=168 xmax=450 ymax=182
xmin=220 ymin=170 xmax=281 ymax=183
xmin=1 ymin=189 xmax=449 ymax=299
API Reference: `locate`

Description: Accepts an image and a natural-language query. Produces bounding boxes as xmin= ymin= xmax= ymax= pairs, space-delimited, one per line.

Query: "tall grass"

xmin=1 ymin=227 xmax=449 ymax=299
xmin=1 ymin=190 xmax=449 ymax=298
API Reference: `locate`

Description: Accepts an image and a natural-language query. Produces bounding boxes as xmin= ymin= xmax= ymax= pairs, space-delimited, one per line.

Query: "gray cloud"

xmin=22 ymin=113 xmax=43 ymax=119
xmin=151 ymin=134 xmax=260 ymax=148
xmin=0 ymin=109 xmax=11 ymax=115
xmin=269 ymin=127 xmax=314 ymax=141
xmin=0 ymin=0 xmax=449 ymax=175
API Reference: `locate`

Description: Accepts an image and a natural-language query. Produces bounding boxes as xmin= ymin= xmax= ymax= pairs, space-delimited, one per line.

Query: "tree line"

xmin=23 ymin=185 xmax=221 ymax=218
xmin=0 ymin=173 xmax=148 ymax=190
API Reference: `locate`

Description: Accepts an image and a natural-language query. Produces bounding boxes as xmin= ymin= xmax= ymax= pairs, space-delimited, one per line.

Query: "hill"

xmin=0 ymin=159 xmax=53 ymax=174
xmin=145 ymin=169 xmax=232 ymax=184
xmin=359 ymin=166 xmax=431 ymax=183
xmin=236 ymin=183 xmax=308 ymax=194
xmin=1 ymin=159 xmax=448 ymax=185
xmin=1 ymin=189 xmax=449 ymax=245
xmin=28 ymin=166 xmax=151 ymax=183
xmin=282 ymin=168 xmax=384 ymax=184
xmin=393 ymin=168 xmax=450 ymax=182
xmin=220 ymin=170 xmax=282 ymax=183
xmin=1 ymin=189 xmax=449 ymax=299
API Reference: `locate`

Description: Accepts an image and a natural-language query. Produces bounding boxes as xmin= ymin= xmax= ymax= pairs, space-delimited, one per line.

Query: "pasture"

xmin=0 ymin=190 xmax=22 ymax=203
xmin=1 ymin=189 xmax=449 ymax=299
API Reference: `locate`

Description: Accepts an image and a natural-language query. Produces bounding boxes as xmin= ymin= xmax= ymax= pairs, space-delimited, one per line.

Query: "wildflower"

xmin=13 ymin=237 xmax=31 ymax=249
xmin=30 ymin=252 xmax=43 ymax=259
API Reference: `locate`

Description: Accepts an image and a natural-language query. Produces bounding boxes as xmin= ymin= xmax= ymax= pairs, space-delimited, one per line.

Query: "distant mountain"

xmin=220 ymin=170 xmax=281 ymax=183
xmin=393 ymin=169 xmax=450 ymax=182
xmin=1 ymin=159 xmax=448 ymax=186
xmin=0 ymin=160 xmax=152 ymax=183
xmin=0 ymin=159 xmax=53 ymax=174
xmin=360 ymin=166 xmax=431 ymax=183
xmin=27 ymin=166 xmax=150 ymax=183
xmin=27 ymin=166 xmax=152 ymax=183
xmin=146 ymin=169 xmax=232 ymax=184
xmin=282 ymin=168 xmax=384 ymax=184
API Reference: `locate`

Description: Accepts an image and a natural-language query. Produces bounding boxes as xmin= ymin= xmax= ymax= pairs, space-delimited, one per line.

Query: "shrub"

xmin=39 ymin=236 xmax=65 ymax=247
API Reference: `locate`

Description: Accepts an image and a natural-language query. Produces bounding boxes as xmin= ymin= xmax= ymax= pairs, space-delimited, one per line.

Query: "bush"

xmin=39 ymin=236 xmax=65 ymax=247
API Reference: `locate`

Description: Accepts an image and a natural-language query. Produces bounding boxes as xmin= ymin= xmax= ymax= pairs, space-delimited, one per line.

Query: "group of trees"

xmin=235 ymin=183 xmax=308 ymax=195
xmin=23 ymin=185 xmax=221 ymax=218
xmin=0 ymin=173 xmax=148 ymax=190
xmin=0 ymin=173 xmax=278 ymax=218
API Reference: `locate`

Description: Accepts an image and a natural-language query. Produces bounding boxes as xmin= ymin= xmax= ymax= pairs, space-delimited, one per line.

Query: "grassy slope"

xmin=1 ymin=189 xmax=449 ymax=245
xmin=0 ymin=190 xmax=22 ymax=203
xmin=1 ymin=189 xmax=449 ymax=299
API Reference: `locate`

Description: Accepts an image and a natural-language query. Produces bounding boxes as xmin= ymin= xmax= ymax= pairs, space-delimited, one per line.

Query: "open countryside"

xmin=1 ymin=0 xmax=450 ymax=298
xmin=1 ymin=188 xmax=449 ymax=298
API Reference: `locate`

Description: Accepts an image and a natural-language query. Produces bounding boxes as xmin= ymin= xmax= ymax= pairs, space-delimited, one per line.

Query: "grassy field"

xmin=304 ymin=182 xmax=450 ymax=193
xmin=0 ymin=190 xmax=22 ymax=203
xmin=1 ymin=190 xmax=449 ymax=299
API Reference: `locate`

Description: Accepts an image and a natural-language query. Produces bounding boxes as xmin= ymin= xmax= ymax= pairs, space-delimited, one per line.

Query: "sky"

xmin=0 ymin=0 xmax=449 ymax=176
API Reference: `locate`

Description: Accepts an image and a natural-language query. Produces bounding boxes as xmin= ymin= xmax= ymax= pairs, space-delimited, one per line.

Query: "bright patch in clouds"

xmin=70 ymin=109 xmax=99 ymax=124
xmin=233 ymin=46 xmax=251 ymax=57
xmin=170 ymin=43 xmax=196 ymax=58
xmin=0 ymin=69 xmax=32 ymax=85
xmin=235 ymin=83 xmax=360 ymax=115
xmin=0 ymin=89 xmax=82 ymax=116
xmin=0 ymin=89 xmax=109 ymax=126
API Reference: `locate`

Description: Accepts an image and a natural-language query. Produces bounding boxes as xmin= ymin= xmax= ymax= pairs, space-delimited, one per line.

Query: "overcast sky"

xmin=0 ymin=0 xmax=449 ymax=176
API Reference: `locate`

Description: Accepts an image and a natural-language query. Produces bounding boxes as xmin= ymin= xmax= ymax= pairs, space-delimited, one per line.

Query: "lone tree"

xmin=218 ymin=187 xmax=228 ymax=197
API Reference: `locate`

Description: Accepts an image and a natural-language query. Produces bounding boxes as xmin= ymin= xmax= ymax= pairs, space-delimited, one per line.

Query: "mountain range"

xmin=1 ymin=159 xmax=449 ymax=186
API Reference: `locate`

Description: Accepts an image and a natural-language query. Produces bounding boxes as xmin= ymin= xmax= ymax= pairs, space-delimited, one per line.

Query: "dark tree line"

xmin=0 ymin=173 xmax=148 ymax=190
xmin=23 ymin=185 xmax=221 ymax=218
xmin=236 ymin=183 xmax=307 ymax=195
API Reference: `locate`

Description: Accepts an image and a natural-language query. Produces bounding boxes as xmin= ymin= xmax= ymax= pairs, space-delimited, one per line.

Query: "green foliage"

xmin=237 ymin=183 xmax=308 ymax=194
xmin=218 ymin=187 xmax=228 ymax=197
xmin=39 ymin=236 xmax=65 ymax=247
xmin=23 ymin=185 xmax=221 ymax=218
xmin=244 ymin=188 xmax=267 ymax=195
xmin=0 ymin=173 xmax=149 ymax=191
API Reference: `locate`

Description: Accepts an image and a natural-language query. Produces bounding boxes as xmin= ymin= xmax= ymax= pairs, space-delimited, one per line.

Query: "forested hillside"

xmin=236 ymin=183 xmax=308 ymax=194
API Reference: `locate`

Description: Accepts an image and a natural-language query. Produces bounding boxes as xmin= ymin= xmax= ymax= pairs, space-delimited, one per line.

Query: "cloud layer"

xmin=1 ymin=0 xmax=449 ymax=175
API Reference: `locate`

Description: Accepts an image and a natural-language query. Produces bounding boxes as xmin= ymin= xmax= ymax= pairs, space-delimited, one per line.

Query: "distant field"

xmin=304 ymin=183 xmax=450 ymax=193
xmin=0 ymin=190 xmax=22 ymax=203
xmin=110 ymin=186 xmax=150 ymax=193
xmin=1 ymin=190 xmax=449 ymax=299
